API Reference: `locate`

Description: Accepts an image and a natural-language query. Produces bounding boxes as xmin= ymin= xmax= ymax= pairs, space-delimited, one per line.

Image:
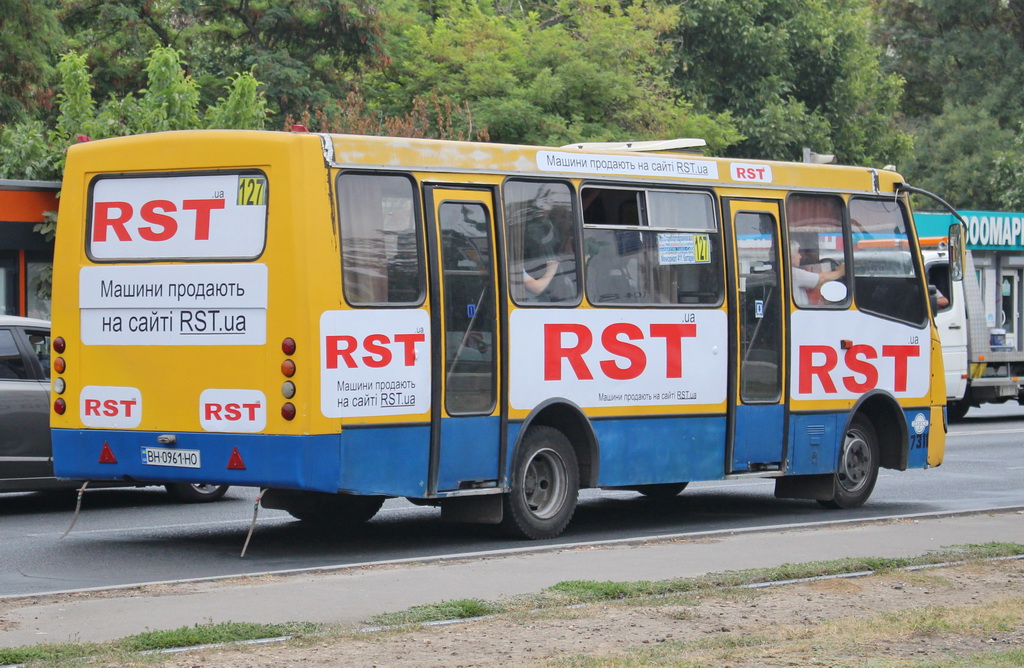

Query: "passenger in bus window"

xmin=790 ymin=240 xmax=845 ymax=306
xmin=522 ymin=220 xmax=560 ymax=296
xmin=522 ymin=196 xmax=574 ymax=300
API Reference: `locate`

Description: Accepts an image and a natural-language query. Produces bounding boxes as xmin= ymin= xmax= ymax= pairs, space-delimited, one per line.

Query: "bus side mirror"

xmin=948 ymin=222 xmax=965 ymax=281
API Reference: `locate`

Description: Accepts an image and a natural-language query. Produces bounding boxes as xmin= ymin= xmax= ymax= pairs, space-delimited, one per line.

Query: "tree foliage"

xmin=58 ymin=0 xmax=387 ymax=121
xmin=0 ymin=47 xmax=269 ymax=181
xmin=367 ymin=0 xmax=741 ymax=151
xmin=670 ymin=0 xmax=911 ymax=165
xmin=0 ymin=0 xmax=65 ymax=124
xmin=875 ymin=0 xmax=1024 ymax=207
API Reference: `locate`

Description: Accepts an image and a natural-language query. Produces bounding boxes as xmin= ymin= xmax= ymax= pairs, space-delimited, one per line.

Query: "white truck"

xmin=924 ymin=246 xmax=1024 ymax=419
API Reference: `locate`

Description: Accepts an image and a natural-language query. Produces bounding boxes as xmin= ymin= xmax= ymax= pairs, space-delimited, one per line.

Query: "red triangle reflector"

xmin=99 ymin=442 xmax=118 ymax=464
xmin=227 ymin=447 xmax=246 ymax=470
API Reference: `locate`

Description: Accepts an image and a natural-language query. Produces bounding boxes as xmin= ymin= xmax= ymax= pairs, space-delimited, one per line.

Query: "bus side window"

xmin=505 ymin=180 xmax=578 ymax=304
xmin=850 ymin=198 xmax=926 ymax=326
xmin=785 ymin=194 xmax=849 ymax=308
xmin=338 ymin=173 xmax=424 ymax=306
xmin=583 ymin=187 xmax=722 ymax=307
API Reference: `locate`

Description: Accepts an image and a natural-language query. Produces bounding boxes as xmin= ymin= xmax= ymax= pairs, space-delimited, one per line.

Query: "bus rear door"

xmin=424 ymin=186 xmax=503 ymax=496
xmin=726 ymin=199 xmax=787 ymax=473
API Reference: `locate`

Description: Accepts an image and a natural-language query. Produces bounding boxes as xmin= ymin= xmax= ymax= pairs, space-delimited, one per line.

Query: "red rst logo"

xmin=544 ymin=323 xmax=697 ymax=381
xmin=734 ymin=166 xmax=769 ymax=181
xmin=83 ymin=398 xmax=138 ymax=418
xmin=92 ymin=198 xmax=226 ymax=242
xmin=325 ymin=333 xmax=426 ymax=369
xmin=203 ymin=402 xmax=262 ymax=421
xmin=799 ymin=344 xmax=920 ymax=394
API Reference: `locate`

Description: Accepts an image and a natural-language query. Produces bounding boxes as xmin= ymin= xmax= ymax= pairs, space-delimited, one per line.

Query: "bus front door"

xmin=726 ymin=200 xmax=787 ymax=473
xmin=424 ymin=187 xmax=503 ymax=496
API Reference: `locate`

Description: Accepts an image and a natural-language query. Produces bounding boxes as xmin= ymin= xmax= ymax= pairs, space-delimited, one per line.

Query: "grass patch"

xmin=367 ymin=598 xmax=503 ymax=627
xmin=4 ymin=542 xmax=1021 ymax=665
xmin=362 ymin=542 xmax=1024 ymax=628
xmin=0 ymin=620 xmax=323 ymax=666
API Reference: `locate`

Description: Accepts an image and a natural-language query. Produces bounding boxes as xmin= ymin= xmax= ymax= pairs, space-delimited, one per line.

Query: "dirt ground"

xmin=164 ymin=557 xmax=1024 ymax=667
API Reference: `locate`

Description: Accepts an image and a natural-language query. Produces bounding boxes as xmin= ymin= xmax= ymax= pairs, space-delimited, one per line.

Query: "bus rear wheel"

xmin=501 ymin=426 xmax=579 ymax=540
xmin=818 ymin=416 xmax=879 ymax=509
xmin=164 ymin=483 xmax=229 ymax=503
xmin=264 ymin=490 xmax=385 ymax=526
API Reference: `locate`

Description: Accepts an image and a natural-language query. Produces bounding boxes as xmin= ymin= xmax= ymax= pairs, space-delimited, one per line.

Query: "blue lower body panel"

xmin=592 ymin=415 xmax=726 ymax=486
xmin=903 ymin=407 xmax=932 ymax=469
xmin=52 ymin=425 xmax=432 ymax=497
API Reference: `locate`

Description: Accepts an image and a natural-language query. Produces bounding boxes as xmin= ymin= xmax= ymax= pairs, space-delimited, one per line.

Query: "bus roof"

xmin=66 ymin=129 xmax=905 ymax=197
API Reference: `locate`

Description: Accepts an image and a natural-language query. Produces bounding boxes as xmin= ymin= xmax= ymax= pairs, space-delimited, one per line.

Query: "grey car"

xmin=0 ymin=316 xmax=228 ymax=502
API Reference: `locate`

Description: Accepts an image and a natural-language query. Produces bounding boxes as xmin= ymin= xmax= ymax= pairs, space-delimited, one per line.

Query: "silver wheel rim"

xmin=522 ymin=447 xmax=567 ymax=520
xmin=190 ymin=484 xmax=219 ymax=494
xmin=839 ymin=429 xmax=872 ymax=493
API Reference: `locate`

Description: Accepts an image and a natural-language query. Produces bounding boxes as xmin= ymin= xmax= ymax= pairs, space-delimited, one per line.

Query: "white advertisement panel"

xmin=509 ymin=308 xmax=728 ymax=411
xmin=791 ymin=310 xmax=930 ymax=400
xmin=536 ymin=151 xmax=719 ymax=180
xmin=89 ymin=173 xmax=267 ymax=260
xmin=79 ymin=264 xmax=267 ymax=346
xmin=320 ymin=309 xmax=431 ymax=418
xmin=80 ymin=385 xmax=142 ymax=428
xmin=199 ymin=389 xmax=267 ymax=433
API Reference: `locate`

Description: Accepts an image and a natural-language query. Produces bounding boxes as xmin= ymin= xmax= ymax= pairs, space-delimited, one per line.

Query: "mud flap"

xmin=441 ymin=494 xmax=504 ymax=524
xmin=774 ymin=474 xmax=836 ymax=501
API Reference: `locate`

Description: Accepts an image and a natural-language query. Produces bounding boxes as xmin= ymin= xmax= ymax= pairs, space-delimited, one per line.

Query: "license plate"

xmin=141 ymin=447 xmax=201 ymax=469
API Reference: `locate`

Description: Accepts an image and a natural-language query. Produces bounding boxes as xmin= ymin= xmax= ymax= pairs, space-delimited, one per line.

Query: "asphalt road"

xmin=1 ymin=402 xmax=1022 ymax=597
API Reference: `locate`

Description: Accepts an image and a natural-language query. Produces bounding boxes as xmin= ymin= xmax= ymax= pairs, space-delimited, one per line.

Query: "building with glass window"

xmin=0 ymin=179 xmax=58 ymax=319
xmin=917 ymin=210 xmax=1024 ymax=350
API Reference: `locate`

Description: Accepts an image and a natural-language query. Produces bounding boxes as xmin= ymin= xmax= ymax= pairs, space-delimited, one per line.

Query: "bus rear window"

xmin=87 ymin=172 xmax=268 ymax=261
xmin=338 ymin=173 xmax=425 ymax=306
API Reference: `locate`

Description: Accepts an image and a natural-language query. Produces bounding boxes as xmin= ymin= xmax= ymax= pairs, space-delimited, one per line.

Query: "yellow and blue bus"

xmin=50 ymin=130 xmax=948 ymax=539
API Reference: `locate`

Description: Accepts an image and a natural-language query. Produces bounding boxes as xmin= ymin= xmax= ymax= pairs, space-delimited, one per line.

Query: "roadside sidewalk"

xmin=2 ymin=509 xmax=1023 ymax=648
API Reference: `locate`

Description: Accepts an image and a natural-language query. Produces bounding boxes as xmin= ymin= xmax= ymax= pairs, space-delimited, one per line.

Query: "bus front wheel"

xmin=819 ymin=416 xmax=879 ymax=509
xmin=501 ymin=426 xmax=579 ymax=540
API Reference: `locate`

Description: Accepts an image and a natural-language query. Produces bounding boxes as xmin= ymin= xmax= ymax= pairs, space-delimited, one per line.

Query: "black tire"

xmin=947 ymin=399 xmax=970 ymax=422
xmin=501 ymin=426 xmax=579 ymax=540
xmin=633 ymin=482 xmax=688 ymax=499
xmin=818 ymin=416 xmax=879 ymax=509
xmin=288 ymin=493 xmax=385 ymax=527
xmin=164 ymin=483 xmax=230 ymax=503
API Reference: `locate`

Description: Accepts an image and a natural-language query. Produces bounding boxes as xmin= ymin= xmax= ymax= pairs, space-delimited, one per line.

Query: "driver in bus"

xmin=790 ymin=240 xmax=845 ymax=306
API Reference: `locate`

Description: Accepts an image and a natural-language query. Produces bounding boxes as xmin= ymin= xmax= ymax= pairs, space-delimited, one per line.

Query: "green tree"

xmin=874 ymin=0 xmax=1024 ymax=208
xmin=366 ymin=0 xmax=741 ymax=150
xmin=670 ymin=0 xmax=910 ymax=165
xmin=0 ymin=0 xmax=65 ymax=124
xmin=58 ymin=0 xmax=388 ymax=123
xmin=0 ymin=47 xmax=270 ymax=181
xmin=874 ymin=0 xmax=1024 ymax=125
xmin=902 ymin=105 xmax=1012 ymax=209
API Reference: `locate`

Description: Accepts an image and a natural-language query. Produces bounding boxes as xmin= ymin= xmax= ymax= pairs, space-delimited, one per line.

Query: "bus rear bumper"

xmin=51 ymin=429 xmax=343 ymax=493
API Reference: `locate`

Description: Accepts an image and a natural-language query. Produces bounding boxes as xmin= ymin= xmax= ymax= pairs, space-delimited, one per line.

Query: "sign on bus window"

xmin=87 ymin=173 xmax=268 ymax=261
